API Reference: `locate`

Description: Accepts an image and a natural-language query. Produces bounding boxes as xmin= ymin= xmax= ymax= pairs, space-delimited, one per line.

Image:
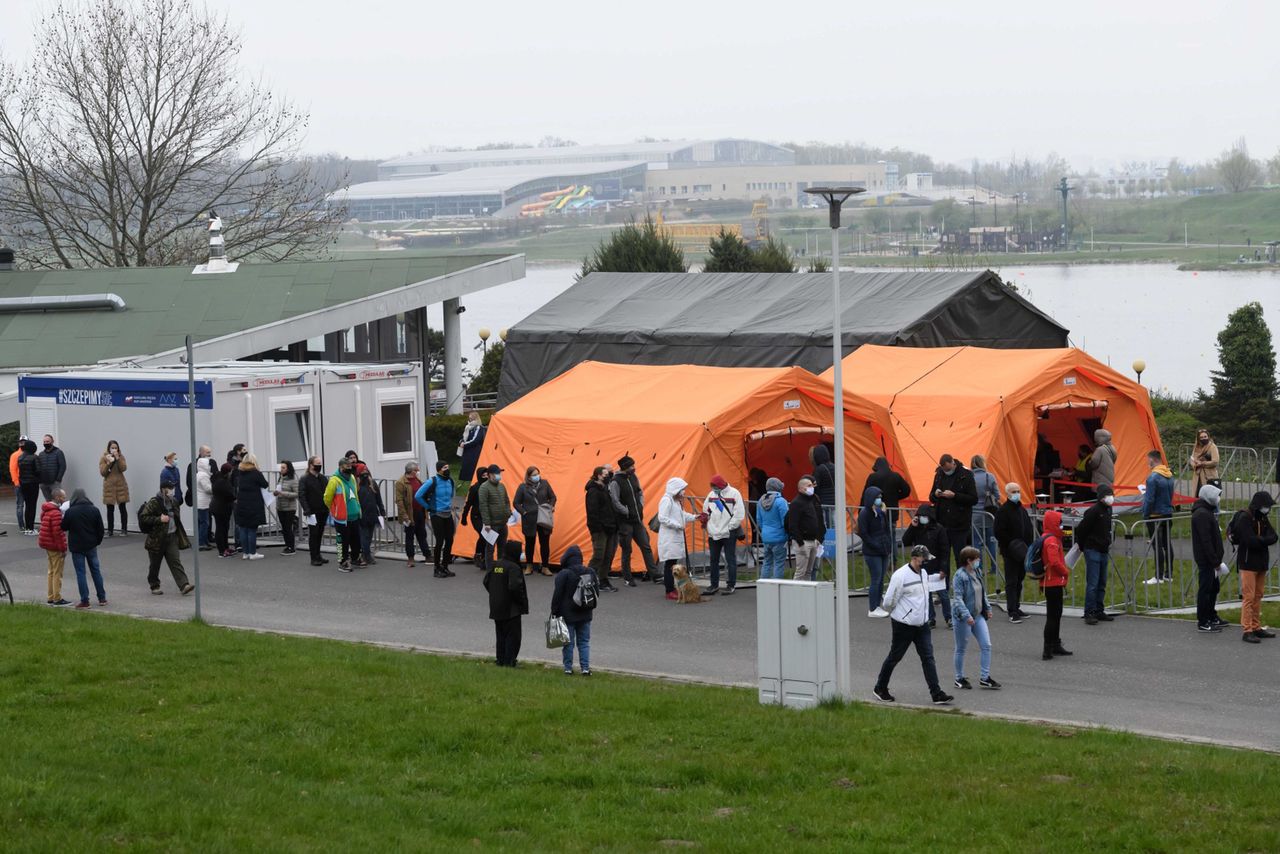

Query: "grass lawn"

xmin=3 ymin=607 xmax=1279 ymax=851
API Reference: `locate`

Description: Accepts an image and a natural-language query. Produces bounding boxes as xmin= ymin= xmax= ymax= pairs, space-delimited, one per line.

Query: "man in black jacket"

xmin=810 ymin=444 xmax=836 ymax=511
xmin=297 ymin=455 xmax=330 ymax=567
xmin=1191 ymin=484 xmax=1227 ymax=633
xmin=612 ymin=456 xmax=657 ymax=584
xmin=784 ymin=476 xmax=826 ymax=580
xmin=901 ymin=502 xmax=951 ymax=626
xmin=1232 ymin=491 xmax=1278 ymax=643
xmin=37 ymin=434 xmax=67 ymax=501
xmin=60 ymin=488 xmax=107 ymax=607
xmin=1074 ymin=483 xmax=1115 ymax=625
xmin=993 ymin=482 xmax=1035 ymax=623
xmin=930 ymin=454 xmax=977 ymax=573
xmin=485 ymin=540 xmax=530 ymax=666
xmin=584 ymin=466 xmax=619 ymax=592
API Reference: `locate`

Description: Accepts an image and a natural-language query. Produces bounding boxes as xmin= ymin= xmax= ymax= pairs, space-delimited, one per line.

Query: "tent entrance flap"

xmin=1035 ymin=401 xmax=1108 ymax=491
xmin=745 ymin=426 xmax=832 ymax=497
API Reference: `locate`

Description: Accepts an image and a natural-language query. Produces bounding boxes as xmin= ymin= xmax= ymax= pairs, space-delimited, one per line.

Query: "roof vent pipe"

xmin=192 ymin=211 xmax=239 ymax=275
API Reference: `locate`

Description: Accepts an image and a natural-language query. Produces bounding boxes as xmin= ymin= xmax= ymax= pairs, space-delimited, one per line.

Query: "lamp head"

xmin=803 ymin=186 xmax=866 ymax=229
xmin=478 ymin=327 xmax=491 ymax=341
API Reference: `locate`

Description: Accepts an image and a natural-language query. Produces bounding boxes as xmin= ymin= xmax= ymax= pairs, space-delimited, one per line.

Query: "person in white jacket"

xmin=703 ymin=474 xmax=745 ymax=596
xmin=195 ymin=457 xmax=214 ymax=550
xmin=657 ymin=477 xmax=697 ymax=600
xmin=872 ymin=544 xmax=954 ymax=705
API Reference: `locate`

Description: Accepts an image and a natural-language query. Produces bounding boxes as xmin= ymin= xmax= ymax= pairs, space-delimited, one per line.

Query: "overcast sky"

xmin=6 ymin=0 xmax=1279 ymax=169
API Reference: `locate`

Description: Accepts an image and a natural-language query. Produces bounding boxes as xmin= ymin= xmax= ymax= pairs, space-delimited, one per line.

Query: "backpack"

xmin=1024 ymin=533 xmax=1050 ymax=580
xmin=1226 ymin=509 xmax=1248 ymax=547
xmin=572 ymin=570 xmax=599 ymax=610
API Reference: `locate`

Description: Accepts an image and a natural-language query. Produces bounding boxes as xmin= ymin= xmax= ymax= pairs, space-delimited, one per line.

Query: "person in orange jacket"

xmin=9 ymin=435 xmax=25 ymax=534
xmin=1040 ymin=509 xmax=1072 ymax=660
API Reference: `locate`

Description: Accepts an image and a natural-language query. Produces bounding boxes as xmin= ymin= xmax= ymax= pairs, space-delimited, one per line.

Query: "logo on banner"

xmin=57 ymin=388 xmax=112 ymax=406
xmin=1063 ymin=376 xmax=1077 ymax=386
xmin=783 ymin=399 xmax=801 ymax=410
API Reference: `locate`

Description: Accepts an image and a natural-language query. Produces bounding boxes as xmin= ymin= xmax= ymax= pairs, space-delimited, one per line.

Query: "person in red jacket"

xmin=38 ymin=488 xmax=69 ymax=606
xmin=1040 ymin=509 xmax=1072 ymax=660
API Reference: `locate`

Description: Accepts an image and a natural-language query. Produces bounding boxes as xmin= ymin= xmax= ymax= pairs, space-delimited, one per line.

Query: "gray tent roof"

xmin=498 ymin=269 xmax=1068 ymax=405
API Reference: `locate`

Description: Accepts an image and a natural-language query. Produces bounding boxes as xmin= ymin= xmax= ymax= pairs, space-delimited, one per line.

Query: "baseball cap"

xmin=488 ymin=464 xmax=504 ymax=473
xmin=910 ymin=544 xmax=933 ymax=560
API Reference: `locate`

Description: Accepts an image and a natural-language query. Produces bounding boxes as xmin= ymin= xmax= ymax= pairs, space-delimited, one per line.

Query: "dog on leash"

xmin=672 ymin=564 xmax=704 ymax=604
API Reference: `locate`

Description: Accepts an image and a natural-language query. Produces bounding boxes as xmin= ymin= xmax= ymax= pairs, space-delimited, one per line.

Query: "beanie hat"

xmin=765 ymin=477 xmax=784 ymax=493
xmin=710 ymin=474 xmax=728 ymax=490
xmin=1096 ymin=483 xmax=1114 ymax=499
xmin=617 ymin=455 xmax=635 ymax=470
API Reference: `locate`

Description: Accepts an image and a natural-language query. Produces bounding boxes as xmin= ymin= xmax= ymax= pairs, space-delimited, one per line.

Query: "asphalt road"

xmin=5 ymin=525 xmax=1278 ymax=753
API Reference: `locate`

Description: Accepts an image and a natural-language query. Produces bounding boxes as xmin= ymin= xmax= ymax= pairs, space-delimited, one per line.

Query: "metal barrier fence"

xmin=1177 ymin=443 xmax=1279 ymax=486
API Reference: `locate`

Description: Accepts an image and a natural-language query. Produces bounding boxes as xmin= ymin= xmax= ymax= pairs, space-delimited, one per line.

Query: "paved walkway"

xmin=5 ymin=526 xmax=1278 ymax=752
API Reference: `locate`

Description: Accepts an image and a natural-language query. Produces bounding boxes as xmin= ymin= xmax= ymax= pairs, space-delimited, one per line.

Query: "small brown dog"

xmin=672 ymin=564 xmax=703 ymax=604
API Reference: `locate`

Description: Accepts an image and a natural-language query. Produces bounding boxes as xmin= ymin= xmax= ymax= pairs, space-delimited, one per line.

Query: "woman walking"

xmin=235 ymin=453 xmax=269 ymax=560
xmin=211 ymin=463 xmax=236 ymax=556
xmin=274 ymin=460 xmax=299 ymax=556
xmin=457 ymin=411 xmax=486 ymax=483
xmin=513 ymin=465 xmax=556 ymax=575
xmin=951 ymin=546 xmax=1000 ymax=689
xmin=99 ymin=439 xmax=130 ymax=536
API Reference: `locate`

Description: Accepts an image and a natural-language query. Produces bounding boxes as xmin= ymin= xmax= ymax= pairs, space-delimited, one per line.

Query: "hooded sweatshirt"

xmin=1040 ymin=510 xmax=1069 ymax=588
xmin=901 ymin=502 xmax=947 ymax=574
xmin=657 ymin=477 xmax=697 ymax=562
xmin=485 ymin=539 xmax=530 ymax=621
xmin=755 ymin=477 xmax=788 ymax=545
xmin=1141 ymin=462 xmax=1175 ymax=517
xmin=551 ymin=545 xmax=595 ymax=624
xmin=1190 ymin=484 xmax=1224 ymax=570
xmin=810 ymin=444 xmax=836 ymax=507
xmin=1088 ymin=429 xmax=1117 ymax=487
xmin=1073 ymin=484 xmax=1113 ymax=552
xmin=1231 ymin=491 xmax=1277 ymax=573
xmin=856 ymin=486 xmax=893 ymax=558
xmin=864 ymin=456 xmax=911 ymax=508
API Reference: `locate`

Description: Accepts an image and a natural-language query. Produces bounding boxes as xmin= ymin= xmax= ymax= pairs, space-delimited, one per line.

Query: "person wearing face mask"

xmin=273 ymin=460 xmax=299 ymax=556
xmin=657 ymin=476 xmax=698 ymax=599
xmin=457 ymin=411 xmax=486 ymax=483
xmin=323 ymin=456 xmax=363 ymax=571
xmin=137 ymin=475 xmax=194 ymax=596
xmin=397 ymin=462 xmax=429 ymax=569
xmin=857 ymin=486 xmax=893 ymax=613
xmin=297 ymin=456 xmax=330 ymax=567
xmin=1074 ymin=483 xmax=1116 ymax=625
xmin=1191 ymin=483 xmax=1229 ymax=633
xmin=930 ymin=454 xmax=978 ymax=582
xmin=584 ymin=466 xmax=619 ymax=592
xmin=703 ymin=474 xmax=745 ymax=595
xmin=235 ymin=453 xmax=269 ymax=561
xmin=461 ymin=466 xmax=491 ymax=567
xmin=1141 ymin=450 xmax=1176 ymax=585
xmin=210 ymin=463 xmax=237 ymax=557
xmin=355 ymin=468 xmax=385 ymax=566
xmin=1039 ymin=510 xmax=1072 ymax=661
xmin=873 ymin=544 xmax=953 ymax=705
xmin=99 ymin=439 xmax=130 ymax=537
xmin=477 ymin=464 xmax=512 ymax=572
xmin=37 ymin=433 xmax=67 ymax=503
xmin=1189 ymin=428 xmax=1220 ymax=495
xmin=994 ymin=482 xmax=1034 ymax=623
xmin=902 ymin=502 xmax=951 ymax=627
xmin=755 ymin=477 xmax=789 ymax=581
xmin=784 ymin=476 xmax=825 ymax=581
xmin=415 ymin=460 xmax=457 ymax=578
xmin=969 ymin=455 xmax=1001 ymax=568
xmin=612 ymin=456 xmax=656 ymax=585
xmin=1229 ymin=491 xmax=1277 ymax=644
xmin=195 ymin=457 xmax=214 ymax=550
xmin=514 ymin=465 xmax=556 ymax=576
xmin=951 ymin=546 xmax=1000 ymax=690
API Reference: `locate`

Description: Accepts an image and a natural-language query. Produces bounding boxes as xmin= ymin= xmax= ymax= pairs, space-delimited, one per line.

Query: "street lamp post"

xmin=1132 ymin=359 xmax=1146 ymax=384
xmin=802 ymin=185 xmax=865 ymax=702
xmin=478 ymin=326 xmax=491 ymax=355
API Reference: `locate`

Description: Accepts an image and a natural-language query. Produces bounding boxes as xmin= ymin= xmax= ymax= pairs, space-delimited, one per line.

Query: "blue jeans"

xmin=198 ymin=509 xmax=211 ymax=547
xmin=709 ymin=536 xmax=737 ymax=589
xmin=760 ymin=541 xmax=788 ymax=579
xmin=237 ymin=526 xmax=258 ymax=555
xmin=953 ymin=613 xmax=992 ymax=680
xmin=971 ymin=511 xmax=1000 ymax=568
xmin=1084 ymin=549 xmax=1109 ymax=615
xmin=70 ymin=548 xmax=106 ymax=604
xmin=864 ymin=553 xmax=889 ymax=611
xmin=563 ymin=620 xmax=592 ymax=672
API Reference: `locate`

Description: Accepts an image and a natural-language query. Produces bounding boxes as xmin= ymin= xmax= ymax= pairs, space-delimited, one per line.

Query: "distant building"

xmin=643 ymin=163 xmax=892 ymax=208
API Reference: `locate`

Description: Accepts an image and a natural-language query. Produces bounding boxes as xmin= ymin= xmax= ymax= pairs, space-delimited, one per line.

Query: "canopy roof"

xmin=456 ymin=361 xmax=900 ymax=566
xmin=497 ymin=269 xmax=1068 ymax=405
xmin=824 ymin=345 xmax=1163 ymax=502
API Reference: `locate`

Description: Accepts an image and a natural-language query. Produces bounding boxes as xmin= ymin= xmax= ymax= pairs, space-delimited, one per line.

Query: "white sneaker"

xmin=1143 ymin=576 xmax=1166 ymax=585
xmin=247 ymin=553 xmax=265 ymax=561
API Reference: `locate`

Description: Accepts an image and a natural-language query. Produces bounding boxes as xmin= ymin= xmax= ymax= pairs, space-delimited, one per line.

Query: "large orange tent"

xmin=455 ymin=361 xmax=901 ymax=566
xmin=822 ymin=345 xmax=1164 ymax=505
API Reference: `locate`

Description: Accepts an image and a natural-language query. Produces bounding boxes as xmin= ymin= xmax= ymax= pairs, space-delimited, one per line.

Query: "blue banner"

xmin=19 ymin=375 xmax=215 ymax=410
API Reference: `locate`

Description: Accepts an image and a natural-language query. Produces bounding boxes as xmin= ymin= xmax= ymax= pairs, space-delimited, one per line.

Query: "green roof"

xmin=0 ymin=252 xmax=515 ymax=369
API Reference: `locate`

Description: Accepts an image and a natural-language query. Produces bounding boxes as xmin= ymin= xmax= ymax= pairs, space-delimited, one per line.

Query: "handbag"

xmin=537 ymin=502 xmax=555 ymax=528
xmin=647 ymin=512 xmax=660 ymax=534
xmin=732 ymin=525 xmax=746 ymax=542
xmin=545 ymin=614 xmax=570 ymax=648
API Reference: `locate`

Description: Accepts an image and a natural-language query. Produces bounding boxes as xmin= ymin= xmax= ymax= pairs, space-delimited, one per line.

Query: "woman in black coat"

xmin=210 ymin=463 xmax=236 ymax=557
xmin=234 ymin=453 xmax=270 ymax=559
xmin=357 ymin=469 xmax=386 ymax=565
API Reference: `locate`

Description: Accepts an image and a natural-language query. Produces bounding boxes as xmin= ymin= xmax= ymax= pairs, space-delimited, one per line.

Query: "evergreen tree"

xmin=750 ymin=236 xmax=797 ymax=273
xmin=467 ymin=342 xmax=504 ymax=397
xmin=702 ymin=228 xmax=755 ymax=272
xmin=578 ymin=215 xmax=686 ymax=279
xmin=1200 ymin=302 xmax=1280 ymax=446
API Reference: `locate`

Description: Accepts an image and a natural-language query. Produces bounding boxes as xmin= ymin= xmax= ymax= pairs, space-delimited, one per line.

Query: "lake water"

xmin=429 ymin=262 xmax=1280 ymax=397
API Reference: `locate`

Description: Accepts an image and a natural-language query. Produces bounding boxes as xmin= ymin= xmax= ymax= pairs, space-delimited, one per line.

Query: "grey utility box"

xmin=756 ymin=580 xmax=836 ymax=709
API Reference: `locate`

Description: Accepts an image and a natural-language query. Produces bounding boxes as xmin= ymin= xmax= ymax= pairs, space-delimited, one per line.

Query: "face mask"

xmin=1009 ymin=492 xmax=1021 ymax=503
xmin=802 ymin=487 xmax=814 ymax=496
xmin=919 ymin=516 xmax=929 ymax=525
xmin=531 ymin=474 xmax=541 ymax=483
xmin=970 ymin=560 xmax=981 ymax=571
xmin=491 ymin=473 xmax=502 ymax=483
xmin=873 ymin=497 xmax=883 ymax=507
xmin=1262 ymin=507 xmax=1271 ymax=516
xmin=44 ymin=443 xmax=53 ymax=451
xmin=440 ymin=469 xmax=449 ymax=478
xmin=1103 ymin=495 xmax=1115 ymax=506
xmin=312 ymin=464 xmax=322 ymax=472
xmin=161 ymin=488 xmax=174 ymax=498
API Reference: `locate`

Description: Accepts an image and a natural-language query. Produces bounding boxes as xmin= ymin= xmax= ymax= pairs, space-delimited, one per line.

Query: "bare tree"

xmin=0 ymin=0 xmax=345 ymax=268
xmin=1216 ymin=137 xmax=1262 ymax=194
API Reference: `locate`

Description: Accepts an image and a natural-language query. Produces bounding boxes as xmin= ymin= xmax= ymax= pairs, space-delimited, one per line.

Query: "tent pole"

xmin=830 ymin=225 xmax=852 ymax=701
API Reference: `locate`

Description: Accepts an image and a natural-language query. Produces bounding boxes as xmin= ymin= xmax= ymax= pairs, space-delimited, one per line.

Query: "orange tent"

xmin=822 ymin=345 xmax=1164 ymax=504
xmin=454 ymin=361 xmax=900 ymax=566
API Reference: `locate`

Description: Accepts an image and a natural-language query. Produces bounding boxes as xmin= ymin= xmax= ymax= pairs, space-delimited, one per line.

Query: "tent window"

xmin=380 ymin=402 xmax=412 ymax=455
xmin=274 ymin=409 xmax=311 ymax=464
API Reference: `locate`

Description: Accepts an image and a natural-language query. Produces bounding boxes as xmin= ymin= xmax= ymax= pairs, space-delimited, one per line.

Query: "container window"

xmin=274 ymin=409 xmax=310 ymax=463
xmin=380 ymin=402 xmax=412 ymax=455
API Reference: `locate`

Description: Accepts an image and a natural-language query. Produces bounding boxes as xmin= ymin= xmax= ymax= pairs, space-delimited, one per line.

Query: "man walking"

xmin=138 ymin=476 xmax=194 ymax=596
xmin=785 ymin=476 xmax=825 ymax=581
xmin=704 ymin=474 xmax=745 ymax=596
xmin=477 ymin=464 xmax=511 ymax=571
xmin=38 ymin=487 xmax=69 ymax=605
xmin=1141 ymin=450 xmax=1175 ymax=585
xmin=298 ymin=455 xmax=329 ymax=567
xmin=415 ymin=460 xmax=457 ymax=578
xmin=1074 ymin=483 xmax=1116 ymax=625
xmin=37 ymin=434 xmax=67 ymax=502
xmin=873 ymin=544 xmax=954 ymax=705
xmin=612 ymin=456 xmax=657 ymax=585
xmin=930 ymin=454 xmax=978 ymax=574
xmin=61 ymin=488 xmax=107 ymax=608
xmin=1191 ymin=484 xmax=1229 ymax=633
xmin=993 ymin=482 xmax=1034 ymax=623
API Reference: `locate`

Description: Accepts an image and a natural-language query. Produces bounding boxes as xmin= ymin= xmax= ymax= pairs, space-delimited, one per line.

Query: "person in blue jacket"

xmin=1140 ymin=450 xmax=1175 ymax=584
xmin=755 ymin=477 xmax=789 ymax=579
xmin=551 ymin=545 xmax=596 ymax=676
xmin=415 ymin=460 xmax=457 ymax=578
xmin=858 ymin=485 xmax=894 ymax=613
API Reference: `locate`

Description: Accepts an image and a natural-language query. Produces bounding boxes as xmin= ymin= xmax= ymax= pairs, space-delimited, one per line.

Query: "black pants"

xmin=1003 ymin=549 xmax=1025 ymax=614
xmin=307 ymin=517 xmax=325 ymax=561
xmin=106 ymin=503 xmax=129 ymax=534
xmin=339 ymin=522 xmax=363 ymax=564
xmin=278 ymin=510 xmax=297 ymax=551
xmin=524 ymin=524 xmax=551 ymax=568
xmin=494 ymin=616 xmax=522 ymax=666
xmin=483 ymin=523 xmax=507 ymax=569
xmin=663 ymin=558 xmax=678 ymax=593
xmin=1043 ymin=586 xmax=1064 ymax=650
xmin=590 ymin=528 xmax=618 ymax=583
xmin=618 ymin=520 xmax=656 ymax=576
xmin=214 ymin=510 xmax=232 ymax=553
xmin=1196 ymin=563 xmax=1221 ymax=624
xmin=1147 ymin=517 xmax=1172 ymax=579
xmin=470 ymin=520 xmax=485 ymax=562
xmin=404 ymin=512 xmax=431 ymax=561
xmin=430 ymin=514 xmax=455 ymax=567
xmin=20 ymin=483 xmax=39 ymax=530
xmin=875 ymin=619 xmax=941 ymax=695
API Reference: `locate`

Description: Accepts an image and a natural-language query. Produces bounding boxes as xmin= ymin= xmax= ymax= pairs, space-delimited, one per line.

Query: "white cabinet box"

xmin=757 ymin=579 xmax=836 ymax=709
